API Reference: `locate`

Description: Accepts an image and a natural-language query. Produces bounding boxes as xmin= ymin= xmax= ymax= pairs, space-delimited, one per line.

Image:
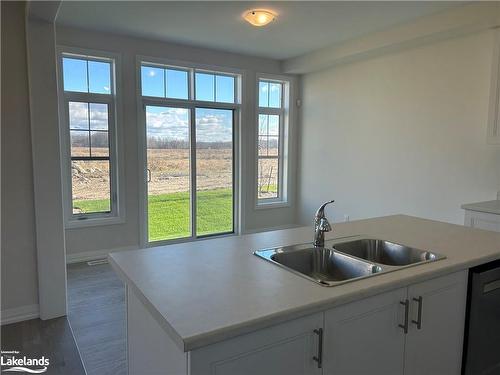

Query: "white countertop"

xmin=461 ymin=200 xmax=500 ymax=215
xmin=109 ymin=215 xmax=500 ymax=352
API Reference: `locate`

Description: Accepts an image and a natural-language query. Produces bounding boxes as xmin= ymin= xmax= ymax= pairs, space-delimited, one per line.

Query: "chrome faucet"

xmin=313 ymin=200 xmax=335 ymax=247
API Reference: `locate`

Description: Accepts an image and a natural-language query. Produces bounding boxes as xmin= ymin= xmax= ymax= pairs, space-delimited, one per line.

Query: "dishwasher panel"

xmin=463 ymin=259 xmax=500 ymax=375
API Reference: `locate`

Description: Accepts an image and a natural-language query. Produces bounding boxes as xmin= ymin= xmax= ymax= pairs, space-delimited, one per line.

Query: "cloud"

xmin=70 ymin=104 xmax=233 ymax=143
xmin=69 ymin=102 xmax=108 ymax=130
xmin=146 ymin=107 xmax=232 ymax=142
xmin=146 ymin=107 xmax=189 ymax=140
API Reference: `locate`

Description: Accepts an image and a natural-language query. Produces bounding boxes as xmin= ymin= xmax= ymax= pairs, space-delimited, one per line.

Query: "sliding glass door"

xmin=145 ymin=106 xmax=191 ymax=241
xmin=144 ymin=105 xmax=234 ymax=243
xmin=195 ymin=108 xmax=233 ymax=236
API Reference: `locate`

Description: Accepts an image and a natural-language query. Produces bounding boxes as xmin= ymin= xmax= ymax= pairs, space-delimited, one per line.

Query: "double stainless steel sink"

xmin=254 ymin=237 xmax=445 ymax=287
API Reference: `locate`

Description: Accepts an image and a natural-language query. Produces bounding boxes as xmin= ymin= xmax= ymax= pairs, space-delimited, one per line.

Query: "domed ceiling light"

xmin=243 ymin=9 xmax=277 ymax=27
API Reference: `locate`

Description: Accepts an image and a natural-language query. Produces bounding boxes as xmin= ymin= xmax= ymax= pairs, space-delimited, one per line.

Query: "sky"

xmin=63 ymin=58 xmax=280 ymax=143
xmin=63 ymin=57 xmax=111 ymax=94
xmin=69 ymin=102 xmax=108 ymax=130
xmin=145 ymin=106 xmax=233 ymax=143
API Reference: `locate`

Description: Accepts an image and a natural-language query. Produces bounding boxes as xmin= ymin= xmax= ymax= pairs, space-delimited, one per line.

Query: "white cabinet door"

xmin=323 ymin=288 xmax=408 ymax=375
xmin=404 ymin=271 xmax=468 ymax=375
xmin=190 ymin=313 xmax=323 ymax=375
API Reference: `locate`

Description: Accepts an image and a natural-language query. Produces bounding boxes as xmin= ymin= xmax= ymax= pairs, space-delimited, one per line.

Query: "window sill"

xmin=65 ymin=215 xmax=125 ymax=229
xmin=255 ymin=200 xmax=290 ymax=210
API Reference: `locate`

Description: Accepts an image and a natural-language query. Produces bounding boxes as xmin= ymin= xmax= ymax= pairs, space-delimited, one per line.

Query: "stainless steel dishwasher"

xmin=462 ymin=259 xmax=500 ymax=375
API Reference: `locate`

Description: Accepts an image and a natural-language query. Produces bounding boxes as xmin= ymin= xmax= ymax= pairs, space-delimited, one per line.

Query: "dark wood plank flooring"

xmin=67 ymin=262 xmax=127 ymax=375
xmin=1 ymin=317 xmax=86 ymax=375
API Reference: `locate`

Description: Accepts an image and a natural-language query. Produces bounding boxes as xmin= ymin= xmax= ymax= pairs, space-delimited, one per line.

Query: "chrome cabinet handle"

xmin=399 ymin=299 xmax=410 ymax=334
xmin=146 ymin=168 xmax=152 ymax=183
xmin=312 ymin=328 xmax=323 ymax=368
xmin=412 ymin=296 xmax=423 ymax=330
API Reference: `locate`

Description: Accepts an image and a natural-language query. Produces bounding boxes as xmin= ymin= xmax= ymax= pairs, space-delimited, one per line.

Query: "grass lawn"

xmin=74 ymin=188 xmax=233 ymax=242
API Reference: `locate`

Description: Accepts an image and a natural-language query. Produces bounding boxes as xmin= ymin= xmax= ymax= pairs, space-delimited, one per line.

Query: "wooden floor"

xmin=67 ymin=261 xmax=127 ymax=375
xmin=1 ymin=317 xmax=86 ymax=375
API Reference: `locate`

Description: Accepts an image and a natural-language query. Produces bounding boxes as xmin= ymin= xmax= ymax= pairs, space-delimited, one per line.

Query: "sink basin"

xmin=254 ymin=237 xmax=445 ymax=287
xmin=331 ymin=239 xmax=442 ymax=266
xmin=255 ymin=245 xmax=382 ymax=286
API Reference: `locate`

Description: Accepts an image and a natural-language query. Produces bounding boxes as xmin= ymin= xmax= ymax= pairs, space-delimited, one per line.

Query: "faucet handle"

xmin=315 ymin=200 xmax=335 ymax=218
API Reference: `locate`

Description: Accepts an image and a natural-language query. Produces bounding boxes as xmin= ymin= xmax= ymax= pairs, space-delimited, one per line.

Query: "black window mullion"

xmin=71 ymin=156 xmax=110 ymax=161
xmin=87 ymin=102 xmax=92 ymax=158
xmin=190 ymin=106 xmax=196 ymax=239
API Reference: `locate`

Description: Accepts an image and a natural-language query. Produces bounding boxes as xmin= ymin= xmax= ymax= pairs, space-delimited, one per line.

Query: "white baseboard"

xmin=1 ymin=304 xmax=40 ymax=325
xmin=66 ymin=245 xmax=138 ymax=264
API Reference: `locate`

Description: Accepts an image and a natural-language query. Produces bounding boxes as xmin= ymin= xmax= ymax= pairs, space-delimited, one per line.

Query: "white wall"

xmin=1 ymin=2 xmax=39 ymax=316
xmin=56 ymin=26 xmax=299 ymax=258
xmin=26 ymin=17 xmax=68 ymax=319
xmin=298 ymin=30 xmax=500 ymax=225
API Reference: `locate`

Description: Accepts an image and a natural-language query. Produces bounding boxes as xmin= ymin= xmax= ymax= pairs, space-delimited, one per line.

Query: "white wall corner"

xmin=26 ymin=1 xmax=61 ymax=22
xmin=1 ymin=304 xmax=40 ymax=326
xmin=26 ymin=18 xmax=67 ymax=320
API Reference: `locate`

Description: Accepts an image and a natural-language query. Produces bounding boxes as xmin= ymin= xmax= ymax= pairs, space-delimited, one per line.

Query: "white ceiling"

xmin=56 ymin=1 xmax=461 ymax=60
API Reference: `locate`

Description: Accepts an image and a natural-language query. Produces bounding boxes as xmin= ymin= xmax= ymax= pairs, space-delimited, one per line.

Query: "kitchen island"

xmin=109 ymin=215 xmax=500 ymax=375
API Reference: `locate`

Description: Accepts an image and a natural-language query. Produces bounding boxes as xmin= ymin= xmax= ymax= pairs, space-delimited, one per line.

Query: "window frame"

xmin=136 ymin=55 xmax=242 ymax=247
xmin=255 ymin=74 xmax=290 ymax=208
xmin=57 ymin=47 xmax=124 ymax=228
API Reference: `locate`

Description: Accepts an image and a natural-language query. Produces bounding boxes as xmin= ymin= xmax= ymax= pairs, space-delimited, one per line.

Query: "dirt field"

xmin=71 ymin=147 xmax=279 ymax=201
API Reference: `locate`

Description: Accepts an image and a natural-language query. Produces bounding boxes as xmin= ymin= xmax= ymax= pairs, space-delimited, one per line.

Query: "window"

xmin=195 ymin=72 xmax=235 ymax=103
xmin=59 ymin=53 xmax=119 ymax=223
xmin=140 ymin=61 xmax=239 ymax=243
xmin=141 ymin=65 xmax=189 ymax=99
xmin=257 ymin=78 xmax=288 ymax=203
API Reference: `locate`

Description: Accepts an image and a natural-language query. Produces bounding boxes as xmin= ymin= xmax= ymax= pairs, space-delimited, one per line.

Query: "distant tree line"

xmin=258 ymin=138 xmax=279 ymax=149
xmin=71 ymin=132 xmax=108 ymax=148
xmin=147 ymin=136 xmax=232 ymax=149
xmin=72 ymin=134 xmax=277 ymax=151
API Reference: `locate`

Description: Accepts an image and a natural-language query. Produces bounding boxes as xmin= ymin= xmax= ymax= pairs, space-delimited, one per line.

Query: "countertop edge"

xmin=461 ymin=201 xmax=500 ymax=215
xmin=110 ymin=247 xmax=500 ymax=352
xmin=181 ymin=253 xmax=499 ymax=351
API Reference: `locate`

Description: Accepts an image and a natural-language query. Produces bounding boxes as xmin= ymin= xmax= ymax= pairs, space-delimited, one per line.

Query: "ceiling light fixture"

xmin=243 ymin=9 xmax=276 ymax=27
